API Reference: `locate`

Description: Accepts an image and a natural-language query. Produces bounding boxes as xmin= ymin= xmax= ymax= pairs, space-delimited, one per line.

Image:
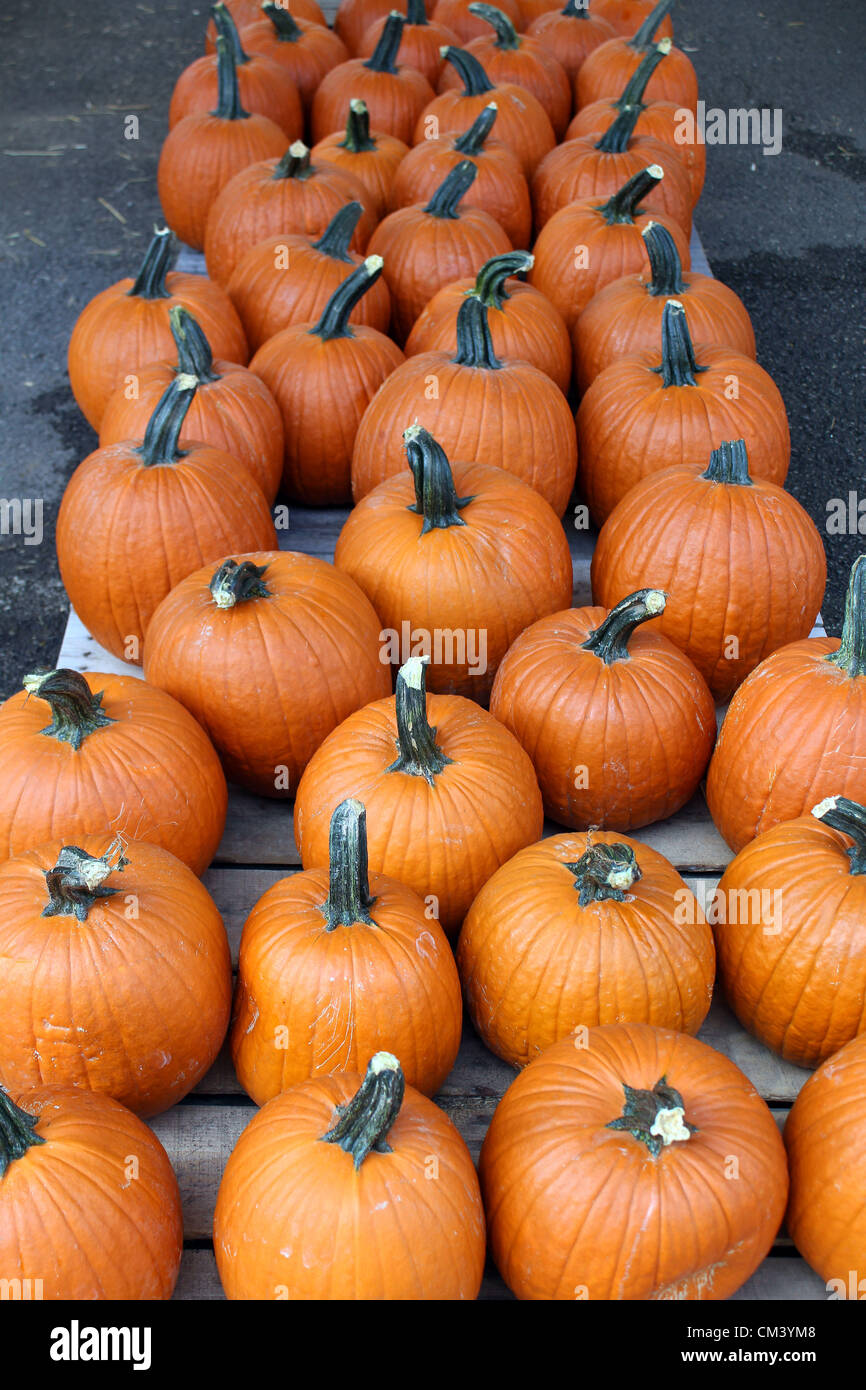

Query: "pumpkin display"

xmin=0 ymin=1085 xmax=183 ymax=1300
xmin=351 ymin=293 xmax=578 ymax=513
xmin=527 ymin=0 xmax=618 ymax=84
xmin=389 ymin=100 xmax=531 ymax=248
xmin=415 ymin=46 xmax=556 ymax=178
xmin=577 ymin=300 xmax=790 ymax=524
xmin=0 ymin=835 xmax=232 ymax=1117
xmin=405 ymin=249 xmax=572 ymax=393
xmin=432 ymin=0 xmax=522 ymax=44
xmin=458 ymin=831 xmax=715 ymax=1066
xmin=203 ymin=140 xmax=376 ymax=289
xmin=358 ymin=0 xmax=460 ymax=86
xmin=143 ymin=552 xmax=392 ymax=797
xmin=225 ymin=204 xmax=392 ymax=351
xmin=589 ymin=0 xmax=673 ymax=39
xmin=238 ymin=3 xmax=350 ymax=111
xmin=56 ymin=376 xmax=277 ymax=661
xmin=250 ymin=256 xmax=404 ymax=503
xmin=231 ymin=798 xmax=462 ymax=1103
xmin=706 ymin=556 xmax=866 ymax=853
xmin=714 ymin=797 xmax=866 ymax=1070
xmin=214 ymin=1053 xmax=486 ymax=1299
xmin=479 ymin=1022 xmax=789 ymax=1300
xmin=573 ymin=221 xmax=755 ymax=393
xmin=367 ymin=159 xmax=512 ymax=341
xmin=67 ymin=226 xmax=248 ymax=431
xmin=169 ymin=3 xmax=304 ymax=139
xmin=576 ymin=0 xmax=697 ymax=114
xmin=591 ymin=441 xmax=825 ymax=700
xmin=0 ymin=668 xmax=227 ymax=875
xmin=335 ymin=425 xmax=573 ymax=699
xmin=785 ymin=1031 xmax=866 ymax=1289
xmin=489 ymin=589 xmax=716 ymax=827
xmin=294 ymin=658 xmax=544 ymax=936
xmin=528 ymin=163 xmax=690 ymax=330
xmin=157 ymin=35 xmax=287 ymax=251
xmin=99 ymin=305 xmax=284 ymax=503
xmin=207 ymin=0 xmax=327 ymax=50
xmin=311 ymin=13 xmax=436 ymax=143
xmin=334 ymin=0 xmax=413 ymax=54
xmin=311 ymin=100 xmax=409 ymax=217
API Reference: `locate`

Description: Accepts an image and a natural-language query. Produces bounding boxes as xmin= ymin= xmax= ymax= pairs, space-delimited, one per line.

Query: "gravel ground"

xmin=0 ymin=0 xmax=863 ymax=697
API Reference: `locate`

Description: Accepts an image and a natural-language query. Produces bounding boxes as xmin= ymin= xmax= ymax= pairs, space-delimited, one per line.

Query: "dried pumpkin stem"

xmin=312 ymin=202 xmax=363 ymax=262
xmin=607 ymin=1078 xmax=697 ymax=1157
xmin=598 ymin=163 xmax=663 ymax=224
xmin=642 ymin=221 xmax=685 ymax=296
xmin=454 ymin=101 xmax=498 ymax=155
xmin=263 ymin=1 xmax=303 ymax=41
xmin=453 ymin=293 xmax=503 ymax=369
xmin=826 ymin=556 xmax=866 ymax=680
xmin=310 ymin=255 xmax=383 ymax=340
xmin=594 ymin=102 xmax=642 ymax=154
xmin=22 ymin=669 xmax=115 ymax=749
xmin=615 ymin=38 xmax=671 ymax=109
xmin=472 ymin=249 xmax=533 ymax=307
xmin=812 ymin=796 xmax=866 ymax=875
xmin=469 ymin=2 xmax=521 ymax=49
xmin=582 ymin=588 xmax=667 ymax=664
xmin=137 ymin=375 xmax=197 ymax=466
xmin=630 ymin=0 xmax=673 ymax=50
xmin=404 ymin=425 xmax=473 ymax=531
xmin=442 ymin=45 xmax=495 ymax=96
xmin=213 ymin=33 xmax=249 ymax=121
xmin=320 ymin=799 xmax=377 ymax=930
xmin=423 ymin=158 xmax=477 ymax=218
xmin=209 ymin=558 xmax=271 ymax=608
xmin=321 ymin=1053 xmax=405 ymax=1168
xmin=702 ymin=438 xmax=753 ymax=486
xmin=0 ymin=1090 xmax=45 ymax=1177
xmin=366 ymin=11 xmax=405 ymax=72
xmin=656 ymin=299 xmax=705 ymax=388
xmin=42 ymin=839 xmax=129 ymax=923
xmin=565 ymin=839 xmax=642 ymax=905
xmin=272 ymin=140 xmax=314 ymax=180
xmin=341 ymin=100 xmax=377 ymax=152
xmin=127 ymin=226 xmax=172 ymax=300
xmin=387 ymin=658 xmax=453 ymax=782
xmin=169 ymin=306 xmax=220 ymax=383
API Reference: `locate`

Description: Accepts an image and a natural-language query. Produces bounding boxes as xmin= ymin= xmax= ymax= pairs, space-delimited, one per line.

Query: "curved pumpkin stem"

xmin=312 ymin=202 xmax=363 ymax=262
xmin=387 ymin=659 xmax=453 ymax=783
xmin=469 ymin=2 xmax=522 ymax=49
xmin=310 ymin=255 xmax=384 ymax=340
xmin=472 ymin=250 xmax=533 ymax=308
xmin=213 ymin=33 xmax=249 ymax=121
xmin=826 ymin=556 xmax=866 ymax=680
xmin=442 ymin=45 xmax=495 ymax=96
xmin=213 ymin=2 xmax=252 ymax=65
xmin=657 ymin=299 xmax=705 ymax=388
xmin=615 ymin=38 xmax=671 ymax=110
xmin=262 ymin=0 xmax=303 ymax=41
xmin=702 ymin=438 xmax=753 ymax=486
xmin=22 ymin=669 xmax=115 ymax=749
xmin=127 ymin=226 xmax=173 ymax=300
xmin=169 ymin=306 xmax=220 ymax=383
xmin=0 ymin=1089 xmax=45 ymax=1176
xmin=812 ymin=795 xmax=866 ymax=875
xmin=320 ymin=1052 xmax=405 ymax=1168
xmin=642 ymin=221 xmax=685 ymax=296
xmin=453 ymin=101 xmax=498 ymax=155
xmin=598 ymin=163 xmax=663 ymax=224
xmin=594 ymin=102 xmax=642 ymax=154
xmin=340 ymin=100 xmax=377 ymax=153
xmin=423 ymin=158 xmax=477 ymax=218
xmin=404 ymin=425 xmax=473 ymax=531
xmin=209 ymin=558 xmax=271 ymax=608
xmin=630 ymin=0 xmax=673 ymax=50
xmin=320 ymin=799 xmax=377 ymax=930
xmin=365 ymin=11 xmax=405 ymax=72
xmin=607 ymin=1077 xmax=697 ymax=1156
xmin=272 ymin=140 xmax=315 ymax=180
xmin=453 ymin=293 xmax=503 ymax=369
xmin=565 ymin=836 xmax=642 ymax=905
xmin=582 ymin=588 xmax=667 ymax=664
xmin=137 ymin=375 xmax=197 ymax=466
xmin=42 ymin=838 xmax=129 ymax=923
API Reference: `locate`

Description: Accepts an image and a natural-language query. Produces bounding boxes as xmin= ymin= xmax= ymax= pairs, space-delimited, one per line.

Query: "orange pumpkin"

xmin=458 ymin=831 xmax=715 ymax=1065
xmin=432 ymin=0 xmax=522 ymax=43
xmin=311 ymin=13 xmax=436 ymax=143
xmin=335 ymin=0 xmax=415 ymax=53
xmin=0 ymin=668 xmax=227 ymax=875
xmin=231 ymin=799 xmax=462 ymax=1103
xmin=527 ymin=0 xmax=618 ymax=84
xmin=0 ymin=836 xmax=232 ymax=1117
xmin=311 ymin=99 xmax=409 ymax=217
xmin=143 ymin=552 xmax=392 ymax=797
xmin=239 ymin=3 xmax=350 ymax=112
xmin=207 ymin=0 xmax=327 ymax=50
xmin=358 ymin=0 xmax=460 ymax=86
xmin=589 ymin=0 xmax=673 ymax=38
xmin=577 ymin=0 xmax=697 ymax=114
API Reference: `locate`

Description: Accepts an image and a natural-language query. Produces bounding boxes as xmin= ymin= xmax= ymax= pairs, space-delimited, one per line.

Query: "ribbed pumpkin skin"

xmin=0 ymin=1086 xmax=183 ymax=1300
xmin=0 ymin=838 xmax=232 ymax=1117
xmin=589 ymin=0 xmax=673 ymax=39
xmin=458 ymin=833 xmax=714 ymax=1067
xmin=226 ymin=232 xmax=392 ymax=351
xmin=0 ymin=672 xmax=227 ymax=875
xmin=706 ymin=640 xmax=866 ymax=852
xmin=311 ymin=127 xmax=409 ymax=218
xmin=574 ymin=268 xmax=755 ymax=394
xmin=480 ymin=1023 xmax=788 ymax=1300
xmin=311 ymin=59 xmax=435 ymax=143
xmin=334 ymin=0 xmax=418 ymax=54
xmin=389 ymin=134 xmax=531 ymax=248
xmin=436 ymin=33 xmax=572 ymax=140
xmin=489 ymin=605 xmax=716 ymax=827
xmin=531 ymin=135 xmax=693 ymax=233
xmin=214 ymin=1069 xmax=486 ymax=1299
xmin=239 ymin=17 xmax=349 ymax=110
xmin=527 ymin=8 xmax=618 ymax=83
xmin=568 ymin=98 xmax=705 ymax=204
xmin=432 ymin=0 xmax=523 ymax=43
xmin=168 ymin=50 xmax=304 ymax=139
xmin=294 ymin=693 xmax=544 ymax=936
xmin=143 ymin=551 xmax=392 ymax=797
xmin=68 ymin=273 xmax=248 ymax=432
xmin=351 ymin=351 xmax=578 ymax=513
xmin=99 ymin=355 xmax=284 ymax=503
xmin=785 ymin=1033 xmax=866 ymax=1287
xmin=334 ymin=460 xmax=573 ymax=700
xmin=358 ymin=12 xmax=460 ymax=85
xmin=578 ymin=347 xmax=790 ymax=525
xmin=405 ymin=277 xmax=571 ymax=393
xmin=714 ymin=817 xmax=866 ymax=1069
xmin=207 ymin=0 xmax=327 ymax=50
xmin=231 ymin=868 xmax=462 ymax=1103
xmin=576 ymin=37 xmax=698 ymax=113
xmin=414 ymin=82 xmax=556 ymax=178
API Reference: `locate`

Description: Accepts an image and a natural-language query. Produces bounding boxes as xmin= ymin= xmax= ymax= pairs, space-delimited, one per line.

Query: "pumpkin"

xmin=311 ymin=13 xmax=436 ymax=143
xmin=0 ymin=1085 xmax=183 ymax=1300
xmin=367 ymin=159 xmax=512 ymax=341
xmin=99 ymin=305 xmax=284 ymax=503
xmin=0 ymin=668 xmax=227 ymax=875
xmin=231 ymin=798 xmax=462 ymax=1103
xmin=591 ymin=441 xmax=825 ymax=700
xmin=351 ymin=293 xmax=578 ymax=513
xmin=56 ymin=376 xmax=277 ymax=662
xmin=528 ymin=163 xmax=690 ymax=330
xmin=714 ymin=797 xmax=866 ymax=1070
xmin=214 ymin=1052 xmax=486 ymax=1299
xmin=405 ymin=249 xmax=572 ymax=393
xmin=479 ymin=1022 xmax=789 ymax=1300
xmin=143 ymin=552 xmax=392 ymax=797
xmin=203 ymin=140 xmax=376 ymax=289
xmin=577 ymin=300 xmax=790 ymax=524
xmin=573 ymin=221 xmax=755 ymax=394
xmin=458 ymin=830 xmax=715 ymax=1066
xmin=531 ymin=99 xmax=693 ymax=235
xmin=334 ymin=0 xmax=416 ymax=54
xmin=0 ymin=835 xmax=232 ymax=1117
xmin=67 ymin=226 xmax=248 ymax=430
xmin=225 ymin=204 xmax=392 ymax=351
xmin=169 ymin=3 xmax=304 ymax=139
xmin=358 ymin=0 xmax=460 ymax=86
xmin=238 ymin=3 xmax=350 ymax=111
xmin=785 ymin=1030 xmax=866 ymax=1290
xmin=415 ymin=45 xmax=556 ymax=178
xmin=389 ymin=100 xmax=531 ymax=248
xmin=311 ymin=99 xmax=410 ymax=218
xmin=490 ymin=589 xmax=716 ymax=827
xmin=706 ymin=556 xmax=866 ymax=853
xmin=589 ymin=0 xmax=673 ymax=39
xmin=577 ymin=0 xmax=696 ymax=113
xmin=432 ymin=0 xmax=522 ymax=44
xmin=207 ymin=0 xmax=327 ymax=50
xmin=527 ymin=0 xmax=618 ymax=84
xmin=157 ymin=35 xmax=287 ymax=252
xmin=335 ymin=425 xmax=573 ymax=699
xmin=295 ymin=658 xmax=544 ymax=936
xmin=250 ymin=257 xmax=404 ymax=503
xmin=435 ymin=3 xmax=572 ymax=140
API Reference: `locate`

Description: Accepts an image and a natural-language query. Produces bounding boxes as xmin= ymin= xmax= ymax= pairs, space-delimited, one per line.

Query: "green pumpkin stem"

xmin=812 ymin=796 xmax=866 ymax=875
xmin=213 ymin=2 xmax=251 ymax=64
xmin=565 ymin=836 xmax=642 ymax=906
xmin=453 ymin=101 xmax=498 ymax=155
xmin=312 ymin=202 xmax=363 ymax=262
xmin=701 ymin=438 xmax=753 ymax=486
xmin=826 ymin=556 xmax=866 ymax=680
xmin=657 ymin=299 xmax=705 ymax=388
xmin=137 ymin=375 xmax=197 ymax=466
xmin=442 ymin=45 xmax=495 ymax=96
xmin=423 ymin=158 xmax=477 ymax=218
xmin=127 ymin=227 xmax=173 ymax=300
xmin=42 ymin=839 xmax=129 ymax=923
xmin=404 ymin=425 xmax=472 ymax=532
xmin=366 ymin=11 xmax=405 ymax=72
xmin=310 ymin=255 xmax=383 ymax=340
xmin=263 ymin=0 xmax=303 ymax=41
xmin=169 ymin=306 xmax=220 ymax=383
xmin=615 ymin=38 xmax=671 ymax=109
xmin=582 ymin=588 xmax=667 ymax=664
xmin=469 ymin=2 xmax=521 ymax=48
xmin=0 ymin=1090 xmax=46 ymax=1177
xmin=453 ymin=293 xmax=502 ymax=369
xmin=594 ymin=102 xmax=642 ymax=154
xmin=320 ymin=799 xmax=377 ymax=930
xmin=471 ymin=250 xmax=533 ymax=308
xmin=213 ymin=33 xmax=249 ymax=120
xmin=642 ymin=221 xmax=685 ymax=296
xmin=341 ymin=99 xmax=377 ymax=152
xmin=209 ymin=558 xmax=271 ymax=608
xmin=598 ymin=163 xmax=663 ymax=224
xmin=387 ymin=659 xmax=453 ymax=783
xmin=321 ymin=1053 xmax=405 ymax=1168
xmin=22 ymin=669 xmax=115 ymax=750
xmin=407 ymin=0 xmax=428 ymax=23
xmin=272 ymin=140 xmax=315 ymax=180
xmin=630 ymin=0 xmax=673 ymax=50
xmin=607 ymin=1077 xmax=697 ymax=1157
xmin=561 ymin=0 xmax=591 ymax=15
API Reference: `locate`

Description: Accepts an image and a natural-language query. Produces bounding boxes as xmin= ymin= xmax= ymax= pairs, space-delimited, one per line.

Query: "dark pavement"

xmin=1 ymin=0 xmax=864 ymax=697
